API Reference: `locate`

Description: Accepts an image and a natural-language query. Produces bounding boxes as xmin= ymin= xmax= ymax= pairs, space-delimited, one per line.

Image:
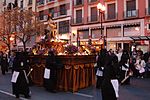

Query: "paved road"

xmin=0 ymin=70 xmax=150 ymax=100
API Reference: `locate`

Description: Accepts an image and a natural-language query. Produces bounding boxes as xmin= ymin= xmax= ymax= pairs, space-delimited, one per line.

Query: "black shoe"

xmin=15 ymin=94 xmax=19 ymax=98
xmin=24 ymin=95 xmax=31 ymax=98
xmin=96 ymin=86 xmax=100 ymax=89
xmin=50 ymin=90 xmax=57 ymax=93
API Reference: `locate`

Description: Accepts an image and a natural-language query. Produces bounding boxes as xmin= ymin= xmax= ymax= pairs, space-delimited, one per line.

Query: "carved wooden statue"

xmin=47 ymin=14 xmax=57 ymax=41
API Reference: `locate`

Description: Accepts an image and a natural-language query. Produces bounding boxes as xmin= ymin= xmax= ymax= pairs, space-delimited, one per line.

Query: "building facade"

xmin=0 ymin=0 xmax=149 ymax=52
xmin=0 ymin=0 xmax=37 ymax=50
xmin=71 ymin=0 xmax=149 ymax=52
xmin=36 ymin=0 xmax=71 ymax=41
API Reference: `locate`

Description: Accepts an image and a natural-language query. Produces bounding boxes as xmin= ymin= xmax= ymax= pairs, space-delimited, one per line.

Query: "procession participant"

xmin=24 ymin=51 xmax=33 ymax=86
xmin=119 ymin=50 xmax=130 ymax=85
xmin=101 ymin=52 xmax=120 ymax=100
xmin=11 ymin=52 xmax=31 ymax=98
xmin=43 ymin=49 xmax=57 ymax=93
xmin=96 ymin=49 xmax=107 ymax=89
xmin=0 ymin=53 xmax=8 ymax=75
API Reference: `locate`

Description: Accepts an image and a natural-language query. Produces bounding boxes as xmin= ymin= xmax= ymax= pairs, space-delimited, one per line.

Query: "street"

xmin=0 ymin=71 xmax=150 ymax=100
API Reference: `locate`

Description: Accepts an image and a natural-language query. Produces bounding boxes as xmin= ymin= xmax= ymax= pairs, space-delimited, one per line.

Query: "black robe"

xmin=96 ymin=49 xmax=107 ymax=89
xmin=1 ymin=56 xmax=8 ymax=75
xmin=12 ymin=52 xmax=30 ymax=97
xmin=44 ymin=52 xmax=57 ymax=92
xmin=101 ymin=54 xmax=120 ymax=100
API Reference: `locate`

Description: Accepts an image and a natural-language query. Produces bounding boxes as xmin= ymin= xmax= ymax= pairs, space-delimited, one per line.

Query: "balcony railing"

xmin=39 ymin=15 xmax=47 ymax=21
xmin=74 ymin=0 xmax=84 ymax=6
xmin=106 ymin=13 xmax=118 ymax=20
xmin=57 ymin=10 xmax=67 ymax=16
xmin=71 ymin=17 xmax=84 ymax=25
xmin=87 ymin=15 xmax=99 ymax=23
xmin=145 ymin=8 xmax=150 ymax=16
xmin=124 ymin=9 xmax=138 ymax=18
xmin=37 ymin=0 xmax=45 ymax=6
xmin=47 ymin=0 xmax=54 ymax=2
xmin=47 ymin=0 xmax=55 ymax=3
xmin=53 ymin=10 xmax=68 ymax=18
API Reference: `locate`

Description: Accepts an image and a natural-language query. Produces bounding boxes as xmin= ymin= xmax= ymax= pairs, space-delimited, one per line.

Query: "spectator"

xmin=145 ymin=57 xmax=150 ymax=78
xmin=135 ymin=56 xmax=146 ymax=78
xmin=143 ymin=49 xmax=150 ymax=63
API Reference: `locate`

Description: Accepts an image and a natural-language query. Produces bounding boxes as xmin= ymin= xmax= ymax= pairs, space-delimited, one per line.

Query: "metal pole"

xmin=100 ymin=11 xmax=103 ymax=49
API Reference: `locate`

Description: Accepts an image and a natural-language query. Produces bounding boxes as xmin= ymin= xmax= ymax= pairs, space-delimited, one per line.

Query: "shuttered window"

xmin=107 ymin=3 xmax=116 ymax=20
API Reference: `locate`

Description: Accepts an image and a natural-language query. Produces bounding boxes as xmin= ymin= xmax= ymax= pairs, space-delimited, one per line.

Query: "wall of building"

xmin=71 ymin=0 xmax=148 ymax=51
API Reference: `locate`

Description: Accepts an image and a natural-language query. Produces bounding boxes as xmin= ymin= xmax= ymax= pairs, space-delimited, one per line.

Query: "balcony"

xmin=37 ymin=1 xmax=45 ymax=6
xmin=105 ymin=13 xmax=118 ymax=21
xmin=46 ymin=0 xmax=55 ymax=4
xmin=124 ymin=9 xmax=139 ymax=19
xmin=39 ymin=15 xmax=47 ymax=21
xmin=87 ymin=15 xmax=99 ymax=23
xmin=53 ymin=10 xmax=69 ymax=18
xmin=145 ymin=8 xmax=150 ymax=16
xmin=71 ymin=17 xmax=84 ymax=25
xmin=58 ymin=10 xmax=67 ymax=16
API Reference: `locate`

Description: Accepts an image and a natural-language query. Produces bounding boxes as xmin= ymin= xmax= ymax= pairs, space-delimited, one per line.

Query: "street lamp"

xmin=97 ymin=3 xmax=106 ymax=49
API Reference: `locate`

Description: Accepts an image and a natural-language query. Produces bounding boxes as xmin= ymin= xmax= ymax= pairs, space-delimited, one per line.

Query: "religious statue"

xmin=47 ymin=13 xmax=57 ymax=41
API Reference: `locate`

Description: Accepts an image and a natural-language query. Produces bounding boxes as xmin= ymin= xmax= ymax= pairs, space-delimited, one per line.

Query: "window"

xmin=28 ymin=0 xmax=32 ymax=5
xmin=107 ymin=28 xmax=121 ymax=38
xmin=78 ymin=30 xmax=89 ymax=39
xmin=47 ymin=0 xmax=54 ymax=2
xmin=20 ymin=0 xmax=23 ymax=8
xmin=147 ymin=24 xmax=150 ymax=30
xmin=107 ymin=3 xmax=116 ymax=20
xmin=39 ymin=0 xmax=44 ymax=5
xmin=59 ymin=20 xmax=69 ymax=34
xmin=91 ymin=7 xmax=98 ymax=22
xmin=91 ymin=29 xmax=103 ymax=38
xmin=126 ymin=0 xmax=136 ymax=17
xmin=3 ymin=0 xmax=6 ymax=6
xmin=90 ymin=0 xmax=97 ymax=2
xmin=39 ymin=11 xmax=44 ymax=20
xmin=49 ymin=8 xmax=54 ymax=17
xmin=76 ymin=0 xmax=83 ymax=5
xmin=124 ymin=26 xmax=140 ymax=36
xmin=76 ymin=9 xmax=82 ymax=23
xmin=60 ymin=4 xmax=66 ymax=16
xmin=148 ymin=0 xmax=150 ymax=15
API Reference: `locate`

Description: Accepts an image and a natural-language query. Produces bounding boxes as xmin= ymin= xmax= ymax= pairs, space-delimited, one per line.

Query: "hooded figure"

xmin=43 ymin=50 xmax=57 ymax=93
xmin=101 ymin=53 xmax=120 ymax=100
xmin=96 ymin=49 xmax=107 ymax=89
xmin=119 ymin=50 xmax=130 ymax=85
xmin=12 ymin=52 xmax=31 ymax=98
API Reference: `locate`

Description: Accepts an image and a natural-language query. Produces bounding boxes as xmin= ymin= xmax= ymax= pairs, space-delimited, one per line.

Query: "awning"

xmin=78 ymin=27 xmax=89 ymax=31
xmin=130 ymin=36 xmax=150 ymax=41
